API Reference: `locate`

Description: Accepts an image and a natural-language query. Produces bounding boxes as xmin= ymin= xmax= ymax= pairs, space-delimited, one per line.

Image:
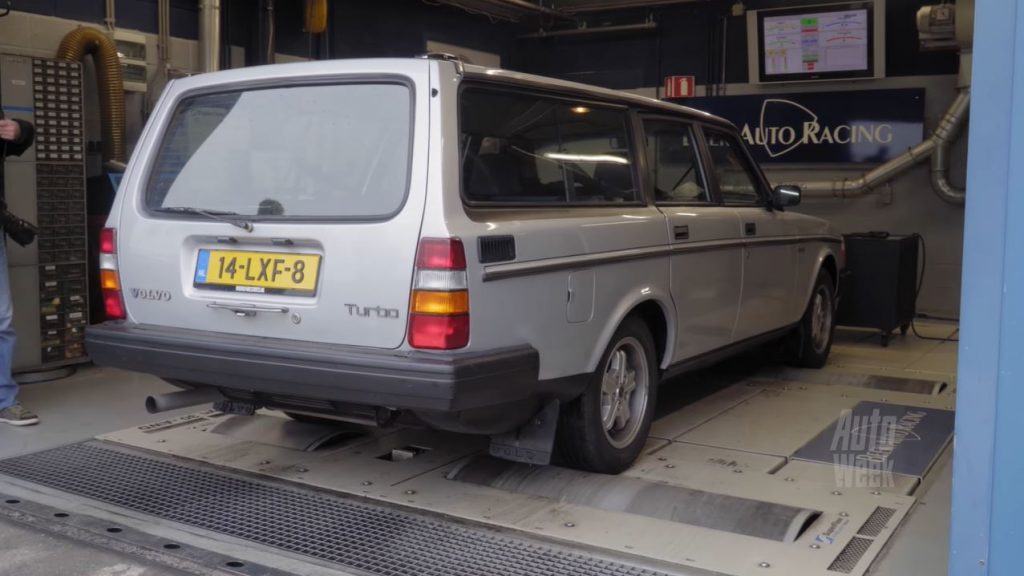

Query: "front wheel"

xmin=787 ymin=269 xmax=836 ymax=369
xmin=557 ymin=317 xmax=658 ymax=474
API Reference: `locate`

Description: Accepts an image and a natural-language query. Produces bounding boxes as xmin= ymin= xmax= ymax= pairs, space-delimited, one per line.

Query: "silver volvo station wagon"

xmin=86 ymin=56 xmax=843 ymax=474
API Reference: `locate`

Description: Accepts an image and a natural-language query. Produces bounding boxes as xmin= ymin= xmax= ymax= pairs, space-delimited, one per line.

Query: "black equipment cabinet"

xmin=836 ymin=233 xmax=919 ymax=347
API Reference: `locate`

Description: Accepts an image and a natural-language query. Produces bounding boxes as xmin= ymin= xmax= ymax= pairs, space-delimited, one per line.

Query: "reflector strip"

xmin=409 ymin=314 xmax=470 ymax=349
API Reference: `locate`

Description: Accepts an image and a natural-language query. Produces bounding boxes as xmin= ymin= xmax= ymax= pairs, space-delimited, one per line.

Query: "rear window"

xmin=146 ymin=82 xmax=412 ymax=219
xmin=460 ymin=87 xmax=637 ymax=205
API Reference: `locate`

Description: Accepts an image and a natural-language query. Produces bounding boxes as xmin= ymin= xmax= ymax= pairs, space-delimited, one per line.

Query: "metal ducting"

xmin=553 ymin=0 xmax=706 ymax=12
xmin=430 ymin=0 xmax=573 ymax=22
xmin=928 ymin=88 xmax=969 ymax=205
xmin=798 ymin=56 xmax=969 ymax=205
xmin=56 ymin=27 xmax=126 ymax=164
xmin=199 ymin=0 xmax=222 ymax=73
xmin=520 ymin=20 xmax=657 ymax=38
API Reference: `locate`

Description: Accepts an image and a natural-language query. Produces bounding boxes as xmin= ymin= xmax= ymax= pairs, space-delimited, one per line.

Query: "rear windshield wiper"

xmin=154 ymin=206 xmax=254 ymax=233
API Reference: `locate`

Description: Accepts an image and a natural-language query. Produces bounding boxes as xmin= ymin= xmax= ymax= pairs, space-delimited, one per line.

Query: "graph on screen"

xmin=763 ymin=9 xmax=869 ymax=76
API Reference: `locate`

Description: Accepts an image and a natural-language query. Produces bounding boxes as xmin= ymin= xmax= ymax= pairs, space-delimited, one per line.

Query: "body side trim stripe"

xmin=481 ymin=235 xmax=841 ymax=282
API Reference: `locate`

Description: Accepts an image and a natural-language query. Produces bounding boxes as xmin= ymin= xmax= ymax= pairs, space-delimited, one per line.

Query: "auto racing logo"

xmin=737 ymin=98 xmax=895 ymax=159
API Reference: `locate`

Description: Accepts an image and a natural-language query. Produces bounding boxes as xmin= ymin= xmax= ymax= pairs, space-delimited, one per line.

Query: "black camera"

xmin=1 ymin=210 xmax=37 ymax=247
xmin=0 ymin=200 xmax=37 ymax=247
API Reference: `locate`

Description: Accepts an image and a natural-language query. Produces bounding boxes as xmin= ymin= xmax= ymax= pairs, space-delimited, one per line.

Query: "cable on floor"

xmin=910 ymin=233 xmax=960 ymax=342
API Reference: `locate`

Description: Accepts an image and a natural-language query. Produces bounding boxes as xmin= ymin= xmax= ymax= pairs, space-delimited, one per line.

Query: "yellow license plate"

xmin=194 ymin=249 xmax=321 ymax=295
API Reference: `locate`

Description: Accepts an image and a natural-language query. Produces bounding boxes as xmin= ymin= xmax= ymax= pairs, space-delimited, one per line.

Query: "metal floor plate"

xmin=0 ymin=441 xmax=687 ymax=576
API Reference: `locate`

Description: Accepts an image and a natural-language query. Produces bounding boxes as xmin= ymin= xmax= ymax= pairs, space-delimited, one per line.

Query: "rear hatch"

xmin=114 ymin=61 xmax=430 ymax=349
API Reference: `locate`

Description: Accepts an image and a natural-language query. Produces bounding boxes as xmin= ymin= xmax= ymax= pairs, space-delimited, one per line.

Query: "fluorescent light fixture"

xmin=544 ymin=152 xmax=629 ymax=165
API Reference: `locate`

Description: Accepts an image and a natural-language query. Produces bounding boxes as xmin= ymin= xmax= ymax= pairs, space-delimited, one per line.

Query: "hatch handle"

xmin=207 ymin=302 xmax=290 ymax=317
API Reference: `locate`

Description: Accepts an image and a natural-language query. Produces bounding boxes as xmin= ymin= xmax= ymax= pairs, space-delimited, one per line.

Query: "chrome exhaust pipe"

xmin=146 ymin=387 xmax=224 ymax=414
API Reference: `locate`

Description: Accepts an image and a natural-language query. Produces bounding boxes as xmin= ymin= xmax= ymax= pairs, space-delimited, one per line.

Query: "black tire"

xmin=557 ymin=317 xmax=659 ymax=474
xmin=787 ymin=269 xmax=836 ymax=369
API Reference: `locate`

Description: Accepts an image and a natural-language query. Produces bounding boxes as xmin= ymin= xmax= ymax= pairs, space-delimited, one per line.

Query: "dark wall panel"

xmin=15 ymin=0 xmax=958 ymax=86
xmin=9 ymin=0 xmax=104 ymax=21
xmin=329 ymin=0 xmax=518 ymax=62
xmin=11 ymin=0 xmax=197 ymax=38
xmin=514 ymin=0 xmax=959 ymax=89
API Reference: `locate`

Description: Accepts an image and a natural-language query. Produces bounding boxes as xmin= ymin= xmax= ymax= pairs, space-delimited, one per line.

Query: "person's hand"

xmin=0 ymin=120 xmax=21 ymax=142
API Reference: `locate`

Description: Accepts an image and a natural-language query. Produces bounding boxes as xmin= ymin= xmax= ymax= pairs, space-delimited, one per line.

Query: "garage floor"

xmin=0 ymin=321 xmax=959 ymax=576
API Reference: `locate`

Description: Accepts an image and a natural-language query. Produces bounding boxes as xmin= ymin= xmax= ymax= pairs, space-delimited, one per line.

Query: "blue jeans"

xmin=0 ymin=239 xmax=16 ymax=410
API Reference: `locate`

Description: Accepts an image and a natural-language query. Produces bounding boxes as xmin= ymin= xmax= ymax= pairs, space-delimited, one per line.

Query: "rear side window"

xmin=146 ymin=82 xmax=412 ymax=219
xmin=460 ymin=88 xmax=637 ymax=204
xmin=703 ymin=130 xmax=764 ymax=205
xmin=642 ymin=119 xmax=710 ymax=203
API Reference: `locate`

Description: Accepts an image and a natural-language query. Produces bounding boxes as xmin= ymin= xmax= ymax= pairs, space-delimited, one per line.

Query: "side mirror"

xmin=772 ymin=184 xmax=802 ymax=208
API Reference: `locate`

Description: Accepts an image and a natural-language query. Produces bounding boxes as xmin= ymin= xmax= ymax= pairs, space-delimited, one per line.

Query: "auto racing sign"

xmin=680 ymin=88 xmax=925 ymax=164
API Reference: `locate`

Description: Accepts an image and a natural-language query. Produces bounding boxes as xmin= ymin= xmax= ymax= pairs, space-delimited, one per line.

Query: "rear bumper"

xmin=85 ymin=322 xmax=541 ymax=413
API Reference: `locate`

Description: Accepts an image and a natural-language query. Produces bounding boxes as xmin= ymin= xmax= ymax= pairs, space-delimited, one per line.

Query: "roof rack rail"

xmin=416 ymin=52 xmax=465 ymax=75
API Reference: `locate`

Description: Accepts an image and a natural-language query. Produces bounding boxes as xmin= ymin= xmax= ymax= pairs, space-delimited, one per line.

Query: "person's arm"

xmin=0 ymin=119 xmax=34 ymax=157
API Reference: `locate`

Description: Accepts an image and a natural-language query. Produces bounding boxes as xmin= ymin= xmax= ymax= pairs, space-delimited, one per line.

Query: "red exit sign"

xmin=664 ymin=75 xmax=695 ymax=98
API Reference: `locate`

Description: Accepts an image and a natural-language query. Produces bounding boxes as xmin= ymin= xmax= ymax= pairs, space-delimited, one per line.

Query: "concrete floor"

xmin=0 ymin=321 xmax=959 ymax=576
xmin=0 ymin=523 xmax=180 ymax=576
xmin=0 ymin=369 xmax=191 ymax=576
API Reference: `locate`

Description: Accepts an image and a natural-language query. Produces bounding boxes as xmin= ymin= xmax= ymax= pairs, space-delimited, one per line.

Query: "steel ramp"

xmin=0 ymin=370 xmax=953 ymax=576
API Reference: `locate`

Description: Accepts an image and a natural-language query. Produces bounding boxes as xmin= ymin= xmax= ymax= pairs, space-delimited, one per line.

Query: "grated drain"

xmin=827 ymin=536 xmax=873 ymax=574
xmin=0 ymin=442 xmax=685 ymax=576
xmin=856 ymin=507 xmax=897 ymax=538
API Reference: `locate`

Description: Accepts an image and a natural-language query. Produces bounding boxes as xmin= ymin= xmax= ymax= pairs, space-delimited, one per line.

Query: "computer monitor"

xmin=748 ymin=1 xmax=885 ymax=84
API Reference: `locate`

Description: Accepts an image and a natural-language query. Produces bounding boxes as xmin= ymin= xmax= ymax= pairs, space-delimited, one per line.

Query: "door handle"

xmin=674 ymin=225 xmax=690 ymax=241
xmin=207 ymin=302 xmax=290 ymax=317
xmin=744 ymin=222 xmax=757 ymax=236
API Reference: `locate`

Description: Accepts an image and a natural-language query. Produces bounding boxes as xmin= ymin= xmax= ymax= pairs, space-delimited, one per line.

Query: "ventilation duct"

xmin=199 ymin=0 xmax=221 ymax=73
xmin=797 ymin=57 xmax=968 ymax=206
xmin=56 ymin=27 xmax=126 ymax=164
xmin=798 ymin=88 xmax=967 ymax=204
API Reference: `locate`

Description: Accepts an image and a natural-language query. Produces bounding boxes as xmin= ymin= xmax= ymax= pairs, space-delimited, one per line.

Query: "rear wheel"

xmin=787 ymin=269 xmax=836 ymax=368
xmin=557 ymin=317 xmax=658 ymax=474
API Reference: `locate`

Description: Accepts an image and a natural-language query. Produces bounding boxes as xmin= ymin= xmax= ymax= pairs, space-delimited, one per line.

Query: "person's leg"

xmin=0 ymin=239 xmax=18 ymax=410
xmin=0 ymin=239 xmax=37 ymax=425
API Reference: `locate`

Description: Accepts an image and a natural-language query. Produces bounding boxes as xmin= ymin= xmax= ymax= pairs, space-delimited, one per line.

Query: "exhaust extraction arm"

xmin=797 ymin=88 xmax=968 ymax=205
xmin=797 ymin=0 xmax=972 ymax=207
xmin=56 ymin=27 xmax=126 ymax=165
xmin=929 ymin=89 xmax=969 ymax=204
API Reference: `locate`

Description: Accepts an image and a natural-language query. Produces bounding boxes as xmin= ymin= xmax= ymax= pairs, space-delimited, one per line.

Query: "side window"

xmin=460 ymin=88 xmax=637 ymax=204
xmin=704 ymin=130 xmax=764 ymax=205
xmin=642 ymin=119 xmax=710 ymax=203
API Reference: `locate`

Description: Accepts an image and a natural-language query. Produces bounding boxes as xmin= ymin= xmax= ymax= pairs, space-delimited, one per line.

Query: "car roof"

xmin=461 ymin=62 xmax=735 ymax=130
xmin=158 ymin=57 xmax=735 ymax=131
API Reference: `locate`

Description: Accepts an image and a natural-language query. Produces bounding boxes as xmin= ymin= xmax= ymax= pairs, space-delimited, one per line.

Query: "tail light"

xmin=99 ymin=228 xmax=126 ymax=320
xmin=409 ymin=238 xmax=469 ymax=349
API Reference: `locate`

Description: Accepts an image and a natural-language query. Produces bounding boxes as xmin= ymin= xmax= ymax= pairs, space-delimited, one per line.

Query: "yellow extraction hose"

xmin=56 ymin=27 xmax=126 ymax=164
